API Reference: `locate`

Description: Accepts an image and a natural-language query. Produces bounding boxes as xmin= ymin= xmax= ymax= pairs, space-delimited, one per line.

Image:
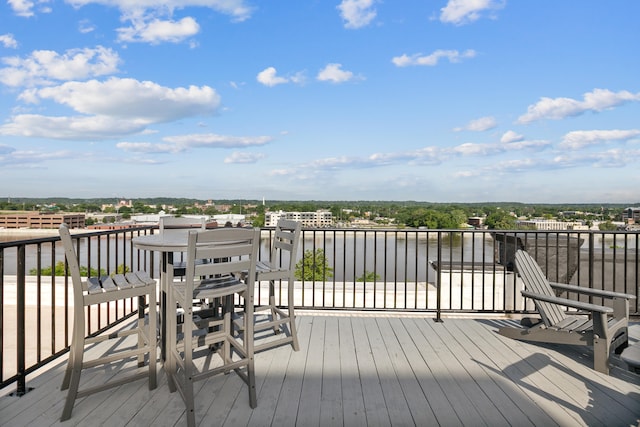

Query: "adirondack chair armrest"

xmin=521 ymin=290 xmax=614 ymax=314
xmin=549 ymin=282 xmax=636 ymax=301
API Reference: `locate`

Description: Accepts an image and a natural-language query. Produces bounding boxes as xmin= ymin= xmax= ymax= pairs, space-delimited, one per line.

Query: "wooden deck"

xmin=1 ymin=314 xmax=639 ymax=426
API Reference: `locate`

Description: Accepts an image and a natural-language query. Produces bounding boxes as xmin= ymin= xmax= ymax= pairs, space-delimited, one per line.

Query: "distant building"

xmin=0 ymin=213 xmax=85 ymax=229
xmin=516 ymin=219 xmax=586 ymax=230
xmin=265 ymin=210 xmax=333 ymax=227
xmin=212 ymin=214 xmax=244 ymax=226
xmin=623 ymin=207 xmax=640 ymax=224
xmin=467 ymin=217 xmax=484 ymax=228
xmin=87 ymin=223 xmax=141 ymax=230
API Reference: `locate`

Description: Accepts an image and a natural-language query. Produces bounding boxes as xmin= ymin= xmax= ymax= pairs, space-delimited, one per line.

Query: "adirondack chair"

xmin=498 ymin=250 xmax=635 ymax=374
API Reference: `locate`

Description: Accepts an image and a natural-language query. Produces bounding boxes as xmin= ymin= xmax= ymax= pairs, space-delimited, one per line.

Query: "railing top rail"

xmin=0 ymin=225 xmax=157 ymax=249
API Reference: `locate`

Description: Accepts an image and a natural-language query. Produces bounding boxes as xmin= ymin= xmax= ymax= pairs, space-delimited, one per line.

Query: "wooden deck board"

xmin=376 ymin=317 xmax=438 ymax=425
xmin=350 ymin=316 xmax=392 ymax=426
xmin=1 ymin=316 xmax=639 ymax=427
xmin=444 ymin=319 xmax=547 ymax=427
xmin=336 ymin=317 xmax=367 ymax=427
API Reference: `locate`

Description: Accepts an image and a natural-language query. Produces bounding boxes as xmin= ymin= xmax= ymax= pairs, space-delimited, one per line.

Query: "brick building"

xmin=0 ymin=213 xmax=85 ymax=229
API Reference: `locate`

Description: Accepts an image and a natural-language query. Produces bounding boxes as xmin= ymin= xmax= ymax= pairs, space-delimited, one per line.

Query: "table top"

xmin=133 ymin=229 xmax=250 ymax=252
xmin=133 ymin=231 xmax=192 ymax=252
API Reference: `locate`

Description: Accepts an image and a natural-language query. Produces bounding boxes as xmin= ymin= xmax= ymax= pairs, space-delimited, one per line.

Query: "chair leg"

xmin=287 ymin=278 xmax=300 ymax=352
xmin=245 ymin=296 xmax=257 ymax=408
xmin=148 ymin=291 xmax=158 ymax=390
xmin=166 ymin=288 xmax=177 ymax=393
xmin=183 ymin=305 xmax=196 ymax=427
xmin=60 ymin=334 xmax=85 ymax=421
xmin=60 ymin=340 xmax=75 ymax=391
xmin=248 ymin=356 xmax=257 ymax=409
xmin=138 ymin=296 xmax=146 ymax=367
xmin=268 ymin=281 xmax=280 ymax=334
xmin=593 ymin=335 xmax=610 ymax=374
xmin=223 ymin=298 xmax=233 ymax=367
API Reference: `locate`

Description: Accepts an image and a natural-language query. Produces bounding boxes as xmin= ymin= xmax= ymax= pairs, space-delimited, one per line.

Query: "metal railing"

xmin=1 ymin=226 xmax=638 ymax=393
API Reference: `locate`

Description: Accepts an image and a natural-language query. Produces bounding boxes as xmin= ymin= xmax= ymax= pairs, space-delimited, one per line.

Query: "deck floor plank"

xmin=319 ymin=316 xmax=343 ymax=426
xmin=269 ymin=316 xmax=312 ymax=427
xmin=350 ymin=316 xmax=392 ymax=426
xmin=387 ymin=317 xmax=459 ymax=425
xmin=361 ymin=316 xmax=414 ymax=426
xmin=1 ymin=315 xmax=638 ymax=427
xmin=465 ymin=318 xmax=584 ymax=426
xmin=375 ymin=317 xmax=438 ymax=425
xmin=444 ymin=319 xmax=548 ymax=427
xmin=432 ymin=319 xmax=514 ymax=426
xmin=408 ymin=318 xmax=489 ymax=426
xmin=336 ymin=317 xmax=367 ymax=427
xmin=293 ymin=316 xmax=324 ymax=426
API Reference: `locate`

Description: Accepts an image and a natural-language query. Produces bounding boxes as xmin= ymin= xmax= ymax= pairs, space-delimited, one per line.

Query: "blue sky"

xmin=1 ymin=1 xmax=639 ymax=203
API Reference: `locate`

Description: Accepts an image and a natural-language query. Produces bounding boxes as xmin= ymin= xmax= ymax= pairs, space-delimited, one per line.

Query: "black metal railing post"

xmin=15 ymin=244 xmax=27 ymax=396
xmin=434 ymin=231 xmax=443 ymax=322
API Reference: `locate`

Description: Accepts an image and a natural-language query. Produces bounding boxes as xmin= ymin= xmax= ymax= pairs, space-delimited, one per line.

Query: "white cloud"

xmin=117 ymin=134 xmax=272 ymax=155
xmin=1 ymin=78 xmax=220 ymax=140
xmin=116 ymin=17 xmax=200 ymax=44
xmin=78 ymin=19 xmax=96 ymax=34
xmin=337 ymin=0 xmax=377 ymax=29
xmin=503 ymin=139 xmax=550 ymax=150
xmin=163 ymin=133 xmax=272 ymax=149
xmin=256 ymin=67 xmax=304 ymax=87
xmin=440 ymin=0 xmax=504 ymax=25
xmin=559 ymin=129 xmax=640 ymax=150
xmin=454 ymin=116 xmax=496 ymax=132
xmin=453 ymin=142 xmax=502 ymax=156
xmin=0 ymin=34 xmax=18 ymax=49
xmin=116 ymin=141 xmax=180 ymax=153
xmin=490 ymin=158 xmax=540 ymax=172
xmin=224 ymin=151 xmax=266 ymax=164
xmin=500 ymin=130 xmax=524 ymax=143
xmin=392 ymin=49 xmax=476 ymax=67
xmin=453 ymin=137 xmax=549 ymax=156
xmin=257 ymin=67 xmax=288 ymax=87
xmin=517 ymin=88 xmax=640 ymax=124
xmin=21 ymin=77 xmax=220 ymax=122
xmin=0 ymin=46 xmax=120 ymax=87
xmin=0 ymin=114 xmax=148 ymax=140
xmin=553 ymin=148 xmax=640 ymax=169
xmin=316 ymin=63 xmax=356 ymax=83
xmin=8 ymin=0 xmax=36 ymax=17
xmin=66 ymin=0 xmax=254 ymax=22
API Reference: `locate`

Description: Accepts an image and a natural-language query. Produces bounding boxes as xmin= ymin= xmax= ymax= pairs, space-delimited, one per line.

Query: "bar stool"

xmin=58 ymin=223 xmax=157 ymax=421
xmin=245 ymin=219 xmax=302 ymax=352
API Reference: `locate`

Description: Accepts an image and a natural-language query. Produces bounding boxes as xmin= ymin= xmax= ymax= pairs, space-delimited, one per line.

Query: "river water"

xmin=2 ymin=230 xmax=634 ymax=282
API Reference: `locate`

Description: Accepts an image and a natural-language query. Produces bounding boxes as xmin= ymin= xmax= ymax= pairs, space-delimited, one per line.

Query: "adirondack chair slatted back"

xmin=515 ymin=250 xmax=567 ymax=326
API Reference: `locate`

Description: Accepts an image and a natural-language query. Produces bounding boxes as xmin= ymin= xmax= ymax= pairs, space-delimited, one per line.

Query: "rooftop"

xmin=1 ymin=312 xmax=639 ymax=426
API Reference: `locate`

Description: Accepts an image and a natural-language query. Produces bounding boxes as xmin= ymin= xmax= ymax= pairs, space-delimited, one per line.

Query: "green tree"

xmin=356 ymin=271 xmax=381 ymax=282
xmin=294 ymin=249 xmax=333 ymax=281
xmin=598 ymin=221 xmax=617 ymax=231
xmin=30 ymin=261 xmax=107 ymax=277
xmin=485 ymin=210 xmax=517 ymax=229
xmin=29 ymin=262 xmax=129 ymax=277
xmin=252 ymin=213 xmax=265 ymax=227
